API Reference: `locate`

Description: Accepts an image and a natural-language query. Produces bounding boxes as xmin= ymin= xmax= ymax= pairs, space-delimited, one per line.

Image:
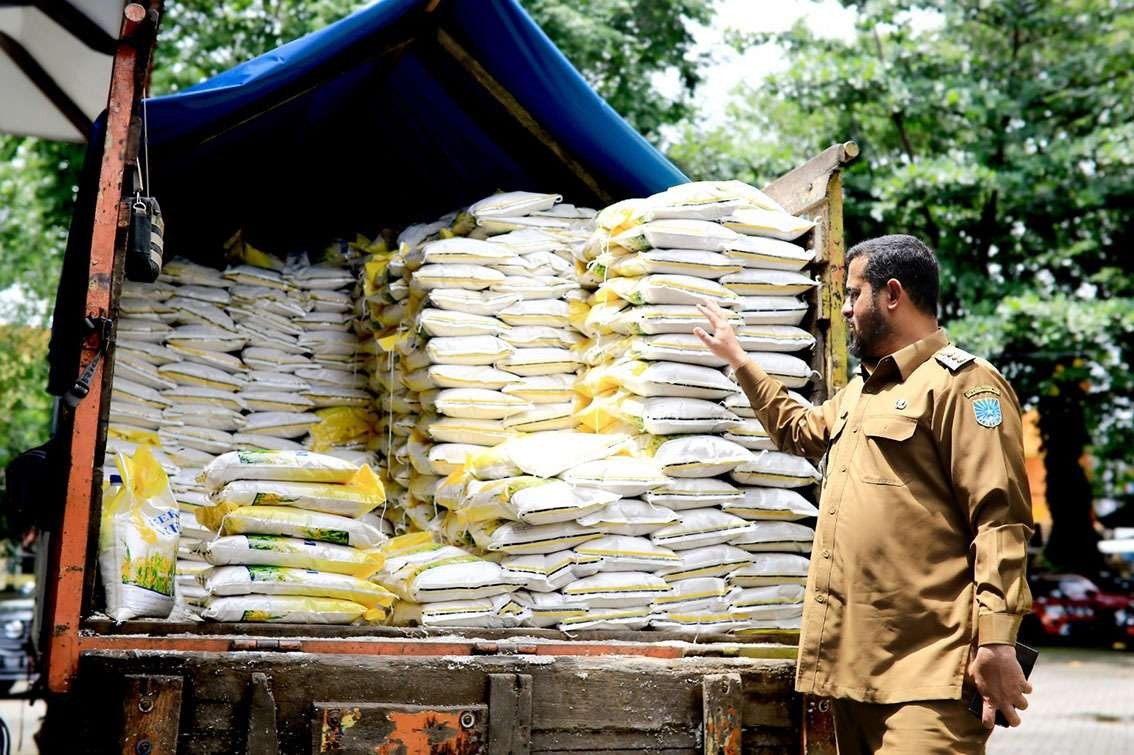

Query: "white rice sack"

xmin=508 ymin=480 xmax=619 ymax=526
xmin=168 ymin=343 xmax=247 ymax=372
xmin=500 ymin=326 xmax=582 ymax=350
xmin=648 ymin=613 xmax=745 ymax=634
xmin=610 ymin=304 xmax=743 ymax=337
xmin=114 ymin=359 xmax=177 ymax=391
xmin=627 ymin=333 xmax=729 ymax=367
xmin=117 ymin=318 xmax=171 ymax=343
xmin=223 ymin=265 xmax=291 ymax=291
xmin=166 ymin=325 xmax=247 ymax=353
xmin=98 ymin=449 xmax=180 ymax=622
xmin=413 ymin=264 xmax=505 ymax=291
xmin=606 ymin=249 xmax=741 ymax=279
xmin=650 ymin=577 xmax=735 ymax=614
xmin=429 ymin=288 xmax=521 ymax=316
xmin=491 ymin=275 xmax=577 ymax=301
xmin=202 ymin=450 xmax=359 ymax=489
xmin=294 ymin=367 xmax=368 ymax=390
xmin=721 ymin=235 xmax=815 ymax=271
xmin=165 ymin=296 xmax=236 ymax=331
xmin=291 ymin=264 xmax=355 ymax=290
xmin=164 ymin=405 xmax=246 ymax=432
xmin=643 ymin=479 xmax=741 ymax=513
xmin=428 ymin=444 xmax=485 ymax=476
xmin=111 ymin=401 xmax=165 ymax=430
xmin=720 ymin=207 xmax=815 ymax=241
xmin=483 ymin=521 xmax=602 ymax=555
xmin=652 ymin=436 xmax=753 ymax=478
xmin=496 ymin=347 xmax=582 ymax=377
xmin=200 ymin=565 xmax=393 ymax=611
xmin=163 ymin=386 xmax=246 ymax=412
xmin=197 ymin=528 xmax=383 ymax=575
xmin=421 ymin=237 xmax=515 ymax=266
xmin=392 ymin=594 xmax=525 ymax=628
xmin=612 ymin=219 xmax=741 ymax=253
xmin=419 ymin=309 xmax=508 ymax=338
xmin=377 ymin=542 xmax=523 ymax=602
xmin=200 ymin=595 xmax=372 ymax=624
xmin=117 ymin=340 xmax=181 ymax=365
xmin=604 ymin=274 xmax=740 ymax=309
xmin=172 ymin=284 xmax=230 ymax=306
xmin=231 ymin=434 xmax=307 ymax=452
xmin=574 ymin=535 xmax=681 ymax=572
xmin=622 ymin=396 xmax=740 ymax=435
xmin=426 ymin=336 xmax=513 ymax=366
xmin=198 ymin=504 xmax=386 ymax=548
xmin=497 ymin=299 xmax=571 ymax=328
xmin=560 ymin=456 xmax=669 ymax=498
xmin=729 ymin=553 xmax=811 ymax=587
xmin=434 ymin=388 xmax=531 ymax=420
xmin=738 ymin=296 xmax=809 ymax=326
xmin=730 ymin=451 xmax=822 ymax=489
xmin=722 ymin=487 xmax=819 ymax=521
xmin=646 ymin=180 xmax=785 ymax=214
xmin=158 ymin=362 xmax=246 ymax=392
xmin=729 ymin=602 xmax=804 ymax=625
xmin=243 ymin=370 xmax=311 ymax=393
xmin=158 ymin=426 xmax=233 ymax=456
xmin=112 ymin=378 xmax=173 ymax=409
xmin=239 ymin=391 xmax=316 ymax=413
xmin=575 ymin=498 xmax=679 ymax=536
xmin=303 ymin=386 xmax=373 ymax=408
xmin=513 ymin=590 xmax=590 ymax=628
xmin=735 ymin=325 xmax=816 ymax=354
xmin=720 ymin=270 xmax=817 ymax=297
xmin=429 ymin=418 xmax=513 ymax=446
xmin=210 ymin=472 xmax=383 ymax=519
xmin=470 ymin=191 xmax=560 ymax=219
xmin=164 ymin=446 xmax=216 ymax=470
xmin=558 ymin=606 xmax=653 ymax=631
xmin=722 ymin=419 xmax=774 ymax=451
xmin=650 ymin=508 xmax=756 ymax=551
xmin=610 ymin=360 xmax=738 ymax=400
xmin=163 ymin=259 xmax=230 ymax=287
xmin=502 ymin=403 xmax=577 ymax=432
xmin=242 ymin=348 xmax=312 ymax=372
xmin=741 ymin=352 xmax=815 ymax=389
xmin=122 ymin=279 xmax=178 ymax=300
xmin=730 ymin=583 xmax=806 ymax=609
xmin=731 ymin=521 xmax=815 ymax=553
xmin=562 ymin=571 xmax=671 ymax=607
xmin=501 ymin=374 xmax=576 ymax=404
xmin=656 ymin=544 xmax=754 ymax=582
xmin=423 ymin=363 xmax=521 ymax=390
xmin=499 ymin=553 xmax=600 ymax=594
xmin=724 ymin=388 xmax=812 ymax=419
xmin=240 ymin=412 xmax=320 ymax=439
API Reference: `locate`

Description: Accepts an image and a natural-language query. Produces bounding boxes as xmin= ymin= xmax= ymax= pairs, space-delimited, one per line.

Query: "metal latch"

xmin=472 ymin=641 xmax=537 ymax=656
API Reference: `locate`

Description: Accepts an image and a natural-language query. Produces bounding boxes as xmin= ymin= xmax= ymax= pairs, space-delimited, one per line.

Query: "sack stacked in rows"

xmin=372 ymin=192 xmax=596 ymax=540
xmin=190 ymin=450 xmax=395 ymax=624
xmin=109 ymin=251 xmax=380 ymax=610
xmin=561 ymin=181 xmax=824 ymax=633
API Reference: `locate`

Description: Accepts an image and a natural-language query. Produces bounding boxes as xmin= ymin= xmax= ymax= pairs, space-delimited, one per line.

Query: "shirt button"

xmin=828 ymin=508 xmax=837 ymax=516
xmin=822 ymin=550 xmax=831 ymax=559
xmin=840 ymin=465 xmax=847 ymax=472
xmin=851 ymin=426 xmax=859 ymax=433
xmin=815 ymin=594 xmax=826 ymax=603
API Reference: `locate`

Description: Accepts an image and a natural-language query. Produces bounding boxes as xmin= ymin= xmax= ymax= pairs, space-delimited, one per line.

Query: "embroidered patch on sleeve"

xmin=972 ymin=397 xmax=1003 ymax=428
xmin=963 ymin=385 xmax=1002 ymax=399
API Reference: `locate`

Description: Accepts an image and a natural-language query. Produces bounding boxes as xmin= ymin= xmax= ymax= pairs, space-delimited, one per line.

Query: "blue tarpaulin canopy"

xmin=139 ymin=0 xmax=686 ymax=255
xmin=50 ymin=0 xmax=686 ymax=391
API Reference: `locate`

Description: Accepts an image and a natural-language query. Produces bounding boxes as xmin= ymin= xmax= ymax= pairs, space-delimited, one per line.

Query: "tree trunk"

xmin=1037 ymin=387 xmax=1104 ymax=575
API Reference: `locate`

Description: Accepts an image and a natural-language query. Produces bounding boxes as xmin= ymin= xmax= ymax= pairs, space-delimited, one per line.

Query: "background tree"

xmin=670 ymin=0 xmax=1134 ymax=573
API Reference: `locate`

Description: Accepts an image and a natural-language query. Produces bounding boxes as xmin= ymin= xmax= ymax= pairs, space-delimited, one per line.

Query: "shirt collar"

xmin=859 ymin=328 xmax=950 ymax=384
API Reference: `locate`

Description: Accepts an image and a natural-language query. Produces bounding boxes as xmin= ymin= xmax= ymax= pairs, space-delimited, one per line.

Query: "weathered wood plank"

xmin=489 ymin=674 xmax=532 ymax=755
xmin=120 ymin=674 xmax=183 ymax=755
xmin=702 ymin=674 xmax=743 ymax=755
xmin=245 ymin=672 xmax=279 ymax=755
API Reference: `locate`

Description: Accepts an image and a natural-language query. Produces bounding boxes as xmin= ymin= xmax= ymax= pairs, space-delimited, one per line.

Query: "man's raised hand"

xmin=693 ymin=300 xmax=748 ymax=370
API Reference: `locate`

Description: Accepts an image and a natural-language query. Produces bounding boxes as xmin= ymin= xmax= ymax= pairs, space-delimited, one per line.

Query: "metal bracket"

xmin=246 ymin=672 xmax=279 ymax=755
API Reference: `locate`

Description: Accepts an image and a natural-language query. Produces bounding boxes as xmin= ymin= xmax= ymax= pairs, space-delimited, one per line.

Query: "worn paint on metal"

xmin=319 ymin=705 xmax=483 ymax=755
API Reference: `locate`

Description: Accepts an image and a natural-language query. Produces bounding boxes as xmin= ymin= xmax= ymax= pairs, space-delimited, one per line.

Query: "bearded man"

xmin=694 ymin=234 xmax=1034 ymax=754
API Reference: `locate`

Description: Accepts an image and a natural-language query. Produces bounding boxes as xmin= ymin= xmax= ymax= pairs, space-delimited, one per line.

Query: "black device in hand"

xmin=967 ymin=642 xmax=1039 ymax=727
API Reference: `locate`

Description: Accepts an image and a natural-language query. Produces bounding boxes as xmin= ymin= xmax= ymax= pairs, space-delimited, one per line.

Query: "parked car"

xmin=0 ymin=576 xmax=35 ymax=696
xmin=1022 ymin=573 xmax=1134 ymax=646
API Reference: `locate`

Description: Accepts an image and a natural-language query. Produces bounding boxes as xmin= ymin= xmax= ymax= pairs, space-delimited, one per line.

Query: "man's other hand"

xmin=969 ymin=644 xmax=1032 ymax=729
xmin=693 ymin=300 xmax=748 ymax=369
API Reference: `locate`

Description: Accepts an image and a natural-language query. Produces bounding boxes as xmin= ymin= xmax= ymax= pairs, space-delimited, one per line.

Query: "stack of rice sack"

xmin=109 ymin=249 xmax=380 ymax=615
xmin=191 ymin=450 xmax=395 ymax=624
xmin=440 ymin=431 xmax=682 ymax=631
xmin=372 ymin=192 xmax=596 ymax=542
xmin=566 ymin=181 xmax=824 ymax=635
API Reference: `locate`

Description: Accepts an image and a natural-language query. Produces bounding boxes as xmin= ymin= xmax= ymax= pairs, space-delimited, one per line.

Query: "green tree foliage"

xmin=0 ymin=326 xmax=53 ymax=471
xmin=671 ymin=0 xmax=1134 ymax=571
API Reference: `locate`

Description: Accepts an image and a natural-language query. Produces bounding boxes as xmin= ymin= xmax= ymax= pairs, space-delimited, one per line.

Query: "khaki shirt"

xmin=736 ymin=328 xmax=1033 ymax=704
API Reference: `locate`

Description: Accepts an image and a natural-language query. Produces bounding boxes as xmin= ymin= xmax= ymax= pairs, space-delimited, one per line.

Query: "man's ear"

xmin=885 ymin=278 xmax=903 ymax=310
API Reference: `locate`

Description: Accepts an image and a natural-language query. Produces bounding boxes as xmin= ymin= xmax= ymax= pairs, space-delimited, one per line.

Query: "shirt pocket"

xmin=857 ymin=414 xmax=919 ymax=486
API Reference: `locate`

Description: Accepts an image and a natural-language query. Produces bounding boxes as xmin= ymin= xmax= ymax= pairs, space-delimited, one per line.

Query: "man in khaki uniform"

xmin=694 ymin=235 xmax=1033 ymax=753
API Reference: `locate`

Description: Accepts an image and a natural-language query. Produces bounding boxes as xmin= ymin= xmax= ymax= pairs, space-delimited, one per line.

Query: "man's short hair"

xmin=846 ymin=234 xmax=939 ymax=315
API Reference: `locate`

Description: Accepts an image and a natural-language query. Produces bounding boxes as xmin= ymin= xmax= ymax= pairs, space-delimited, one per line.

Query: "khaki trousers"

xmin=832 ymin=698 xmax=992 ymax=754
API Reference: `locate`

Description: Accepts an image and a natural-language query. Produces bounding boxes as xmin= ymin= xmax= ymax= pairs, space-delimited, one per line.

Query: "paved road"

xmin=0 ymin=648 xmax=1130 ymax=752
xmin=987 ymin=647 xmax=1134 ymax=754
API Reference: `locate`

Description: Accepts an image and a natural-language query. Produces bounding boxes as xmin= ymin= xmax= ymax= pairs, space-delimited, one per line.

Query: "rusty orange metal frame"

xmin=43 ymin=2 xmax=163 ymax=694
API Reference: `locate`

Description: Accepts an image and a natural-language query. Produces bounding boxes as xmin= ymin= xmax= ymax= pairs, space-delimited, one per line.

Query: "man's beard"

xmin=848 ymin=298 xmax=893 ymax=360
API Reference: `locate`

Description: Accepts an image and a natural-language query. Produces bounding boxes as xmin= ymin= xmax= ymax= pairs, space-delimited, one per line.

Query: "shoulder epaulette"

xmin=935 ymin=346 xmax=977 ymax=372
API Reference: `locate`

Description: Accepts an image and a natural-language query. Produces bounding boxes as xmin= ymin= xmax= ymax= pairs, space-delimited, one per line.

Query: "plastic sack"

xmin=211 ymin=465 xmax=385 ymax=518
xmin=198 ymin=504 xmax=387 ymax=548
xmin=98 ymin=446 xmax=180 ymax=622
xmin=196 ymin=535 xmax=383 ymax=578
xmin=201 ymin=565 xmax=396 ymax=609
xmin=202 ymin=450 xmax=360 ymax=490
xmin=201 ymin=595 xmax=382 ymax=624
